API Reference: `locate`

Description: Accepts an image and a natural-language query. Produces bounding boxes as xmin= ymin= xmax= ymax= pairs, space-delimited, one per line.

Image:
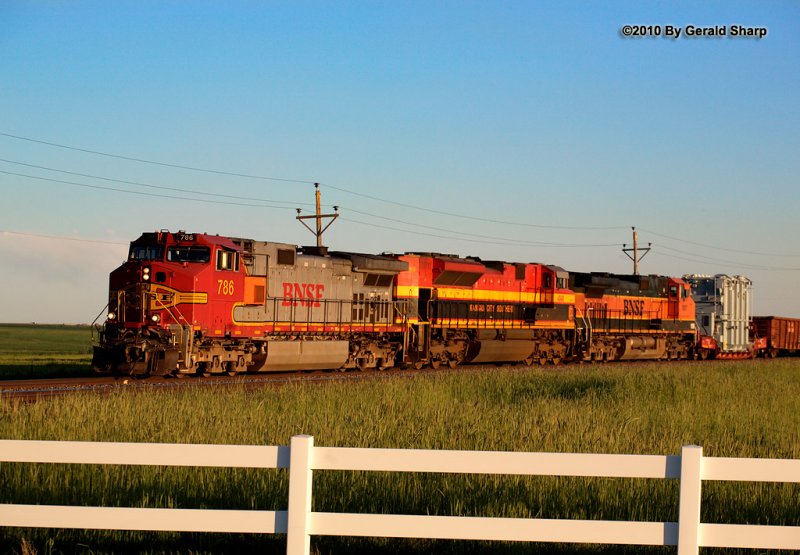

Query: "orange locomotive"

xmin=92 ymin=231 xmax=698 ymax=377
xmin=570 ymin=272 xmax=697 ymax=362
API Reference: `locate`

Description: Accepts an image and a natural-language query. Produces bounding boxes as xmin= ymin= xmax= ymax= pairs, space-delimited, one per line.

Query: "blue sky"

xmin=1 ymin=1 xmax=798 ymax=323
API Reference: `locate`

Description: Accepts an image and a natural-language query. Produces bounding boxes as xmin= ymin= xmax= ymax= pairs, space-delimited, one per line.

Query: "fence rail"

xmin=1 ymin=437 xmax=799 ymax=554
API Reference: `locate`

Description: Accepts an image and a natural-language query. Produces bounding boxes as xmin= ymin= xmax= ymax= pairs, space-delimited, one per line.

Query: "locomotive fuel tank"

xmin=618 ymin=336 xmax=667 ymax=360
xmin=464 ymin=330 xmax=537 ymax=364
xmin=249 ymin=340 xmax=350 ymax=371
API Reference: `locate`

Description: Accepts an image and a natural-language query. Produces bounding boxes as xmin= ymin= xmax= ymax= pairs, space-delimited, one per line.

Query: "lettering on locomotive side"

xmin=586 ymin=302 xmax=608 ymax=317
xmin=468 ymin=303 xmax=515 ymax=314
xmin=282 ymin=282 xmax=325 ymax=307
xmin=623 ymin=299 xmax=645 ymax=316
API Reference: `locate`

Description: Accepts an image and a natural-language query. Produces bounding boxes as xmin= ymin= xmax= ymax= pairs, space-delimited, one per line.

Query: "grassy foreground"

xmin=0 ymin=324 xmax=94 ymax=379
xmin=1 ymin=359 xmax=800 ymax=554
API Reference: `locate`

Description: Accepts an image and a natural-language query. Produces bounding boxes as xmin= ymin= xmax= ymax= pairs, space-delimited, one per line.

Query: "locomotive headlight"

xmin=143 ymin=267 xmax=151 ymax=281
xmin=151 ymin=314 xmax=160 ymax=323
xmin=107 ymin=312 xmax=116 ymax=321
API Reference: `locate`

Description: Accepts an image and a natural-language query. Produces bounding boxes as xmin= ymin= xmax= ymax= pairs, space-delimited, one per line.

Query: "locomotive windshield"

xmin=167 ymin=246 xmax=211 ymax=263
xmin=129 ymin=244 xmax=164 ymax=261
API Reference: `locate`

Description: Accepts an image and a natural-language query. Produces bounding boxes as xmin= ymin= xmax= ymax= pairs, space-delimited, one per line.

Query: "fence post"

xmin=286 ymin=435 xmax=314 ymax=555
xmin=677 ymin=445 xmax=703 ymax=555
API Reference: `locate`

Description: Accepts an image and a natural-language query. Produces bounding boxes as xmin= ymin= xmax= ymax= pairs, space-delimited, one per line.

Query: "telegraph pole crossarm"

xmin=296 ymin=183 xmax=339 ymax=248
xmin=622 ymin=226 xmax=651 ymax=275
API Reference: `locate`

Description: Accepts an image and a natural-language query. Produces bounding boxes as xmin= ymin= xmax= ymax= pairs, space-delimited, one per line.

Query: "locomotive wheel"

xmin=131 ymin=368 xmax=151 ymax=379
xmin=552 ymin=357 xmax=562 ymax=366
xmin=223 ymin=357 xmax=244 ymax=376
xmin=194 ymin=362 xmax=210 ymax=377
xmin=539 ymin=357 xmax=547 ymax=366
xmin=448 ymin=359 xmax=459 ymax=369
xmin=413 ymin=361 xmax=425 ymax=370
xmin=522 ymin=357 xmax=534 ymax=367
xmin=130 ymin=355 xmax=152 ymax=379
xmin=430 ymin=359 xmax=441 ymax=370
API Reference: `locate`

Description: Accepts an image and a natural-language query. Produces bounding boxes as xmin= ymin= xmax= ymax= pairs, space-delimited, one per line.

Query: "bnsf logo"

xmin=623 ymin=299 xmax=645 ymax=316
xmin=282 ymin=282 xmax=325 ymax=307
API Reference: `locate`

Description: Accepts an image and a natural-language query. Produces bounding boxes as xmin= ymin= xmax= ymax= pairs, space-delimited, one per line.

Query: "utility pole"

xmin=622 ymin=226 xmax=651 ymax=275
xmin=296 ymin=183 xmax=339 ymax=248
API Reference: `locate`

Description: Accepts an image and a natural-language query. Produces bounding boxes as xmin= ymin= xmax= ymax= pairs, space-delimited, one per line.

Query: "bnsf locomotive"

xmin=92 ymin=230 xmax=701 ymax=377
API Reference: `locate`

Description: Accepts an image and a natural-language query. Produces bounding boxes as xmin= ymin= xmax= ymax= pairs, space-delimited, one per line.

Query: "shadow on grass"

xmin=0 ymin=530 xmax=676 ymax=555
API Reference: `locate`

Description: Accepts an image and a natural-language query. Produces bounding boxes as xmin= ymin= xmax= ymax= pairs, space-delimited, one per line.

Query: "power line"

xmin=1 ymin=165 xmax=619 ymax=248
xmin=5 ymin=130 xmax=795 ymax=257
xmin=0 ymin=130 xmax=627 ymax=231
xmin=0 ymin=230 xmax=128 ymax=246
xmin=639 ymin=227 xmax=800 ymax=258
xmin=321 ymin=182 xmax=626 ymax=231
xmin=339 ymin=217 xmax=620 ymax=249
xmin=651 ymin=246 xmax=800 ymax=272
xmin=0 ymin=158 xmax=314 ymax=208
xmin=0 ymin=170 xmax=299 ymax=211
xmin=0 ymin=131 xmax=312 ymax=184
xmin=341 ymin=206 xmax=618 ymax=247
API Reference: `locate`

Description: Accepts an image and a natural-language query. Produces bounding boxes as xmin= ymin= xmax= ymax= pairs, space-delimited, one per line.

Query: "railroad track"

xmin=1 ymin=357 xmax=763 ymax=403
xmin=0 ymin=366 xmax=437 ymax=402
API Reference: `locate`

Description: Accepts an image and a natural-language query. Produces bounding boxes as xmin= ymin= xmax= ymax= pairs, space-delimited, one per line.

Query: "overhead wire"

xmin=338 ymin=216 xmax=620 ymax=249
xmin=0 ymin=161 xmax=619 ymax=248
xmin=0 ymin=158 xmax=314 ymax=208
xmin=639 ymin=227 xmax=800 ymax=258
xmin=0 ymin=130 xmax=626 ymax=231
xmin=2 ymin=131 xmax=796 ymax=265
xmin=0 ymin=131 xmax=312 ymax=184
xmin=0 ymin=170 xmax=300 ymax=211
xmin=0 ymin=229 xmax=128 ymax=246
xmin=650 ymin=246 xmax=800 ymax=272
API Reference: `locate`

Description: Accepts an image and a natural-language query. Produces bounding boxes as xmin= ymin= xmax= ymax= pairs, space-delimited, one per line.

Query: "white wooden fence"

xmin=1 ymin=436 xmax=799 ymax=554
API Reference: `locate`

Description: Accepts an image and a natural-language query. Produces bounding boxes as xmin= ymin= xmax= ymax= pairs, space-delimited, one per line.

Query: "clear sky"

xmin=1 ymin=1 xmax=798 ymax=323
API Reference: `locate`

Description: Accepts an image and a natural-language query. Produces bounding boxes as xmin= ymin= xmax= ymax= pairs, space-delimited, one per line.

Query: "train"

xmin=91 ymin=229 xmax=793 ymax=378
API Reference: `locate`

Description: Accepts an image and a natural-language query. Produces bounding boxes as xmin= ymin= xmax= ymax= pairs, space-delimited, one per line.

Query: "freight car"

xmin=683 ymin=274 xmax=756 ymax=359
xmin=752 ymin=316 xmax=800 ymax=358
xmin=91 ymin=230 xmax=700 ymax=377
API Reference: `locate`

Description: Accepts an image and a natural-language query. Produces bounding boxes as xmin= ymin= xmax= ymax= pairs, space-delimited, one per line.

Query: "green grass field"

xmin=0 ymin=324 xmax=95 ymax=379
xmin=2 ymin=357 xmax=799 ymax=554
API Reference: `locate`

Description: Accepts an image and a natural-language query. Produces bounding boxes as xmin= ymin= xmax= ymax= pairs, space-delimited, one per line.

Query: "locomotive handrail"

xmin=90 ymin=303 xmax=109 ymax=342
xmin=1 ymin=438 xmax=799 ymax=554
xmin=264 ymin=296 xmax=398 ymax=332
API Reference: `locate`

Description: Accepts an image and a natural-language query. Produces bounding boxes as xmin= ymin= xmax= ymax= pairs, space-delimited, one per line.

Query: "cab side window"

xmin=216 ymin=249 xmax=240 ymax=271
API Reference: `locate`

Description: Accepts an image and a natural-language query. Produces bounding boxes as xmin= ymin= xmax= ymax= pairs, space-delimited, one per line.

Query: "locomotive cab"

xmin=94 ymin=231 xmax=241 ymax=377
